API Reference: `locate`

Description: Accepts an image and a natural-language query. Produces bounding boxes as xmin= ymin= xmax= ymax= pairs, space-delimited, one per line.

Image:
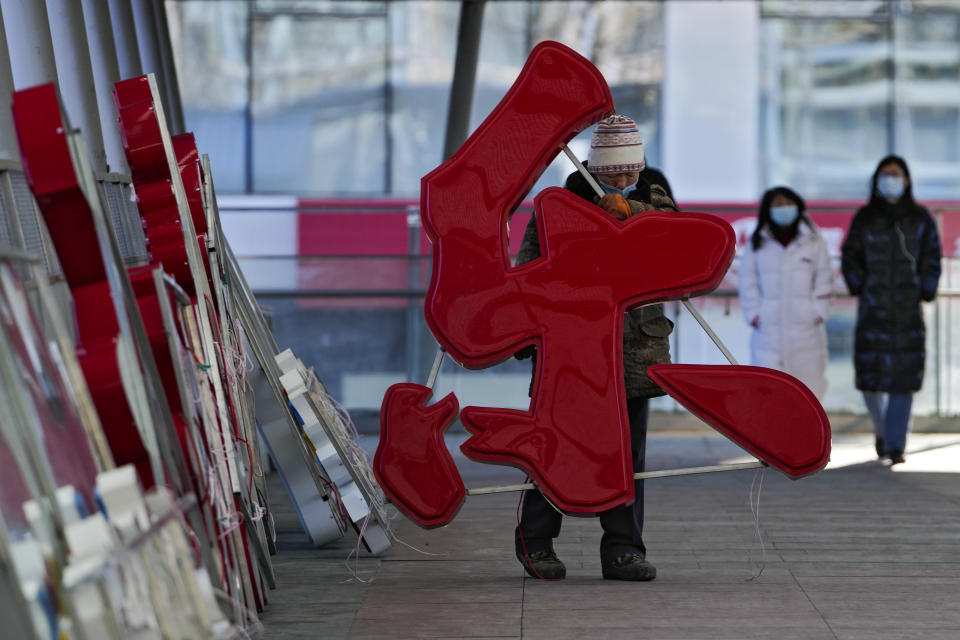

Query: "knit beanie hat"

xmin=587 ymin=115 xmax=646 ymax=174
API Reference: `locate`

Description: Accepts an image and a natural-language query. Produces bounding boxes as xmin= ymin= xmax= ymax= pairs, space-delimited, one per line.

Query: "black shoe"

xmin=875 ymin=436 xmax=885 ymax=459
xmin=602 ymin=553 xmax=656 ymax=581
xmin=889 ymin=450 xmax=905 ymax=465
xmin=517 ymin=549 xmax=566 ymax=580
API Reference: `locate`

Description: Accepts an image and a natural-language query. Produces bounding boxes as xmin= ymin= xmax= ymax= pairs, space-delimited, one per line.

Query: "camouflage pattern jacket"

xmin=515 ymin=168 xmax=677 ymax=399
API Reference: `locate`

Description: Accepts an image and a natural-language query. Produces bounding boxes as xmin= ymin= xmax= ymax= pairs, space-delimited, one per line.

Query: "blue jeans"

xmin=515 ymin=397 xmax=648 ymax=567
xmin=863 ymin=392 xmax=913 ymax=453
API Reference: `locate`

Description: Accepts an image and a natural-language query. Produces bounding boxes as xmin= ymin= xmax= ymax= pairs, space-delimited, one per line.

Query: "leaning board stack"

xmin=0 ymin=72 xmax=389 ymax=640
xmin=276 ymin=348 xmax=391 ymax=555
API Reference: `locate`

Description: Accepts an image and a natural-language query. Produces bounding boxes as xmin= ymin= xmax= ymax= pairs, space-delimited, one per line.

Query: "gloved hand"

xmin=623 ymin=185 xmax=679 ymax=217
xmin=649 ymin=184 xmax=678 ymax=212
xmin=595 ymin=193 xmax=632 ymax=220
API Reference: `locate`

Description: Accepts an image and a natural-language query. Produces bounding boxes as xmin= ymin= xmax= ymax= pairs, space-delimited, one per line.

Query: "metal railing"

xmin=223 ymin=200 xmax=960 ymax=418
xmin=231 ymin=252 xmax=959 ymax=419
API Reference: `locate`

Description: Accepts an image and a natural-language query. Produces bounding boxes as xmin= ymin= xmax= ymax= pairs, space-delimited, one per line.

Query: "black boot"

xmin=875 ymin=436 xmax=885 ymax=459
xmin=517 ymin=549 xmax=566 ymax=580
xmin=888 ymin=449 xmax=905 ymax=465
xmin=602 ymin=553 xmax=656 ymax=581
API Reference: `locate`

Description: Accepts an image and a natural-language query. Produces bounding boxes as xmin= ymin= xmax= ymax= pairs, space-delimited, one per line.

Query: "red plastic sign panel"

xmin=375 ymin=384 xmax=463 ymax=528
xmin=11 ymin=84 xmax=156 ymax=487
xmin=648 ymin=365 xmax=831 ymax=477
xmin=423 ymin=41 xmax=736 ymax=515
xmin=376 ymin=41 xmax=736 ymax=526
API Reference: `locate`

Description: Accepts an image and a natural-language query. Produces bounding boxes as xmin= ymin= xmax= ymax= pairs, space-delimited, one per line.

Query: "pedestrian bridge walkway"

xmin=261 ymin=424 xmax=960 ymax=639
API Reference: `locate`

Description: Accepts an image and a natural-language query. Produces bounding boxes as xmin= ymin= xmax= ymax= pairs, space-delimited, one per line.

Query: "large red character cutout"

xmin=375 ymin=42 xmax=829 ymax=528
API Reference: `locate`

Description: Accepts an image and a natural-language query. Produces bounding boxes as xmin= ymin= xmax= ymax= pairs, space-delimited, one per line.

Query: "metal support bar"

xmin=406 ymin=208 xmax=423 ymax=385
xmin=426 ymin=348 xmax=445 ymax=390
xmin=0 ymin=247 xmax=41 ymax=263
xmin=562 ymin=144 xmax=604 ymax=196
xmin=465 ymin=461 xmax=765 ymax=496
xmin=681 ymin=297 xmax=739 ymax=365
xmin=161 ymin=271 xmax=191 ymax=306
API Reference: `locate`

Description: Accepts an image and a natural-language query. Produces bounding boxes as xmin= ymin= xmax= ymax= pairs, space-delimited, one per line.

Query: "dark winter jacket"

xmin=516 ymin=167 xmax=677 ymax=399
xmin=841 ymin=200 xmax=941 ymax=392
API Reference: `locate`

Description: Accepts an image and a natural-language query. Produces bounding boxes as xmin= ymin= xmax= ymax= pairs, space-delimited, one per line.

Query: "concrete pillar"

xmin=46 ymin=0 xmax=108 ymax=174
xmin=0 ymin=3 xmax=19 ymax=162
xmin=130 ymin=0 xmax=177 ymax=129
xmin=0 ymin=0 xmax=58 ymax=89
xmin=151 ymin=0 xmax=184 ymax=133
xmin=81 ymin=0 xmax=129 ymax=175
xmin=108 ymin=0 xmax=143 ymax=80
xmin=662 ymin=1 xmax=760 ymax=202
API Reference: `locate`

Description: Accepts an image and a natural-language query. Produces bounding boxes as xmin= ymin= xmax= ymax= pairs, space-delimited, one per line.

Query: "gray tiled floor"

xmin=259 ymin=425 xmax=960 ymax=639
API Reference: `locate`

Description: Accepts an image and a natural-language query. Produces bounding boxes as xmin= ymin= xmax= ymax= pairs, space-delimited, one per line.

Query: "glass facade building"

xmin=167 ymin=0 xmax=960 ymax=201
xmin=167 ymin=0 xmax=665 ymax=196
xmin=165 ymin=1 xmax=960 ymax=421
xmin=761 ymin=0 xmax=960 ymax=199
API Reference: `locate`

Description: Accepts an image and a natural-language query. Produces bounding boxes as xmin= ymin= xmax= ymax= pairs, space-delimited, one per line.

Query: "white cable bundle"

xmin=306 ymin=368 xmax=388 ymax=527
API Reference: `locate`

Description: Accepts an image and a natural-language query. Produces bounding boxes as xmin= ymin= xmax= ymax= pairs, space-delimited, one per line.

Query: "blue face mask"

xmin=877 ymin=174 xmax=905 ymax=201
xmin=770 ymin=204 xmax=799 ymax=227
xmin=599 ymin=179 xmax=638 ymax=198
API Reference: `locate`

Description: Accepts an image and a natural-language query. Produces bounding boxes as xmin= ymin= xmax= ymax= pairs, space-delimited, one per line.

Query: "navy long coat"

xmin=841 ymin=201 xmax=941 ymax=392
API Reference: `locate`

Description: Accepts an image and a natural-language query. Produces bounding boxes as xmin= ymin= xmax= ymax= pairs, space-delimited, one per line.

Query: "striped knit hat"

xmin=587 ymin=114 xmax=646 ymax=174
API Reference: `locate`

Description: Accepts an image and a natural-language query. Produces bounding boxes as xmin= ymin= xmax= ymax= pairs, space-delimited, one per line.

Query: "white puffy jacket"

xmin=738 ymin=223 xmax=833 ymax=399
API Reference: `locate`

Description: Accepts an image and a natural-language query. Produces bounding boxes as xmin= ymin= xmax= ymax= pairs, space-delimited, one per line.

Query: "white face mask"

xmin=877 ymin=174 xmax=905 ymax=201
xmin=598 ymin=179 xmax=638 ymax=198
xmin=770 ymin=204 xmax=799 ymax=227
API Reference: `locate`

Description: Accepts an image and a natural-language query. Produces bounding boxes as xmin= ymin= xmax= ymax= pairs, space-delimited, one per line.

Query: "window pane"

xmin=171 ymin=1 xmax=666 ymax=197
xmin=508 ymin=1 xmax=665 ymax=196
xmin=253 ymin=1 xmax=385 ymax=15
xmin=761 ymin=0 xmax=888 ymax=19
xmin=762 ymin=18 xmax=889 ymax=198
xmin=388 ymin=1 xmax=665 ymax=198
xmin=895 ymin=3 xmax=960 ymax=198
xmin=166 ymin=1 xmax=249 ymax=192
xmin=251 ymin=14 xmax=387 ymax=194
xmin=387 ymin=1 xmax=460 ymax=197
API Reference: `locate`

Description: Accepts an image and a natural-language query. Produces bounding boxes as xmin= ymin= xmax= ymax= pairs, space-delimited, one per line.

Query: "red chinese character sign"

xmin=375 ymin=41 xmax=830 ymax=529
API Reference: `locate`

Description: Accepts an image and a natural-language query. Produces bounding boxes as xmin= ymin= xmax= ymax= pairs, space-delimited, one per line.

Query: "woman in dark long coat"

xmin=841 ymin=155 xmax=941 ymax=465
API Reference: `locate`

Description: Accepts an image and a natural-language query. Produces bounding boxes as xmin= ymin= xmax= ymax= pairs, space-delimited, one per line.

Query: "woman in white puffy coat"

xmin=738 ymin=187 xmax=833 ymax=399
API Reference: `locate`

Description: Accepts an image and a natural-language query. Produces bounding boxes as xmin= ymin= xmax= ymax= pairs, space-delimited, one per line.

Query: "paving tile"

xmin=795 ymin=575 xmax=960 ymax=591
xmin=259 ymin=603 xmax=361 ymax=623
xmin=258 ymin=614 xmax=356 ymax=639
xmin=833 ymin=628 xmax=960 ymax=640
xmin=349 ymin=602 xmax=521 ymax=638
xmin=520 ymin=611 xmax=834 ymax=634
xmin=360 ymin=585 xmax=522 ymax=605
xmin=522 ymin=626 xmax=836 ymax=640
xmin=351 ymin=634 xmax=517 ymax=640
xmin=258 ymin=432 xmax=960 ymax=639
